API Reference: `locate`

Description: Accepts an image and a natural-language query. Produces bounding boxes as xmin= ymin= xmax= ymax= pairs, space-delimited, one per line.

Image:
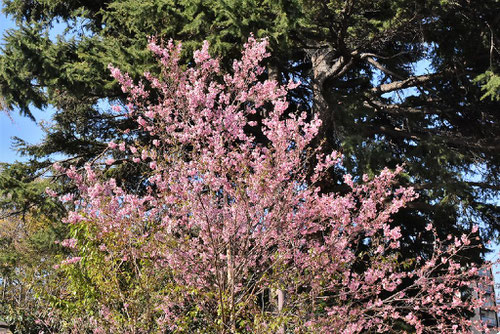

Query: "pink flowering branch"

xmin=44 ymin=36 xmax=497 ymax=333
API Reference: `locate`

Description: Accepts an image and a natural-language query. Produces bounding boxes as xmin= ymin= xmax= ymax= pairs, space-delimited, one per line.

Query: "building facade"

xmin=471 ymin=268 xmax=499 ymax=334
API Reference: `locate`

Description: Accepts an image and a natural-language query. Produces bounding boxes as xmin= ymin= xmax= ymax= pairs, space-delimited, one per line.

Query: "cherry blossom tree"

xmin=48 ymin=37 xmax=494 ymax=333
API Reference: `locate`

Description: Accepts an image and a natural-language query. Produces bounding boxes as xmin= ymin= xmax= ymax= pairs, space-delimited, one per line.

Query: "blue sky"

xmin=0 ymin=5 xmax=56 ymax=163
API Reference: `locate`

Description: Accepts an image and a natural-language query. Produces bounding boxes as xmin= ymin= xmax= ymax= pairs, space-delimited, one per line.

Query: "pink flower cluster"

xmin=53 ymin=37 xmax=495 ymax=333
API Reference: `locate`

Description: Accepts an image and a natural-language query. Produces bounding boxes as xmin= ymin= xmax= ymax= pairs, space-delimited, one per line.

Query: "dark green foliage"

xmin=0 ymin=162 xmax=63 ymax=216
xmin=0 ymin=204 xmax=68 ymax=333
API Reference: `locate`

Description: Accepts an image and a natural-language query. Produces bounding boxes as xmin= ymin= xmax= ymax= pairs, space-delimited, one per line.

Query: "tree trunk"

xmin=276 ymin=288 xmax=285 ymax=334
xmin=268 ymin=63 xmax=287 ymax=333
xmin=227 ymin=246 xmax=236 ymax=333
xmin=310 ymin=50 xmax=337 ymax=152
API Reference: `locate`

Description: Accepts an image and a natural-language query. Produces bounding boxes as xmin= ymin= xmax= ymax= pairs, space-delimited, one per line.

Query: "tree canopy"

xmin=22 ymin=35 xmax=491 ymax=334
xmin=0 ymin=0 xmax=499 ymax=330
xmin=1 ymin=0 xmax=498 ymax=236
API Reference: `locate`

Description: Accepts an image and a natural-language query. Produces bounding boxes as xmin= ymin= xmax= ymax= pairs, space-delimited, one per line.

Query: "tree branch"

xmin=361 ymin=54 xmax=404 ymax=80
xmin=362 ymin=99 xmax=442 ymax=115
xmin=465 ymin=181 xmax=500 ymax=191
xmin=413 ymin=181 xmax=500 ymax=192
xmin=371 ymin=73 xmax=443 ymax=94
xmin=310 ymin=48 xmax=359 ymax=85
xmin=373 ymin=125 xmax=500 ymax=153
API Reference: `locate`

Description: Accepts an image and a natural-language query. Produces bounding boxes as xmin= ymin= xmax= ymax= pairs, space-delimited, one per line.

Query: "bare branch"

xmin=359 ymin=51 xmax=411 ymax=60
xmin=373 ymin=125 xmax=500 ymax=153
xmin=362 ymin=99 xmax=442 ymax=115
xmin=465 ymin=181 xmax=500 ymax=191
xmin=413 ymin=181 xmax=500 ymax=192
xmin=371 ymin=73 xmax=443 ymax=94
xmin=361 ymin=54 xmax=404 ymax=80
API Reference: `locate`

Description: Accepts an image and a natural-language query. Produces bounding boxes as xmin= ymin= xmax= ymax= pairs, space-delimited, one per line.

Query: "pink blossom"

xmin=60 ymin=238 xmax=78 ymax=249
xmin=49 ymin=36 xmax=491 ymax=334
xmin=61 ymin=257 xmax=81 ymax=265
xmin=45 ymin=187 xmax=57 ymax=198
